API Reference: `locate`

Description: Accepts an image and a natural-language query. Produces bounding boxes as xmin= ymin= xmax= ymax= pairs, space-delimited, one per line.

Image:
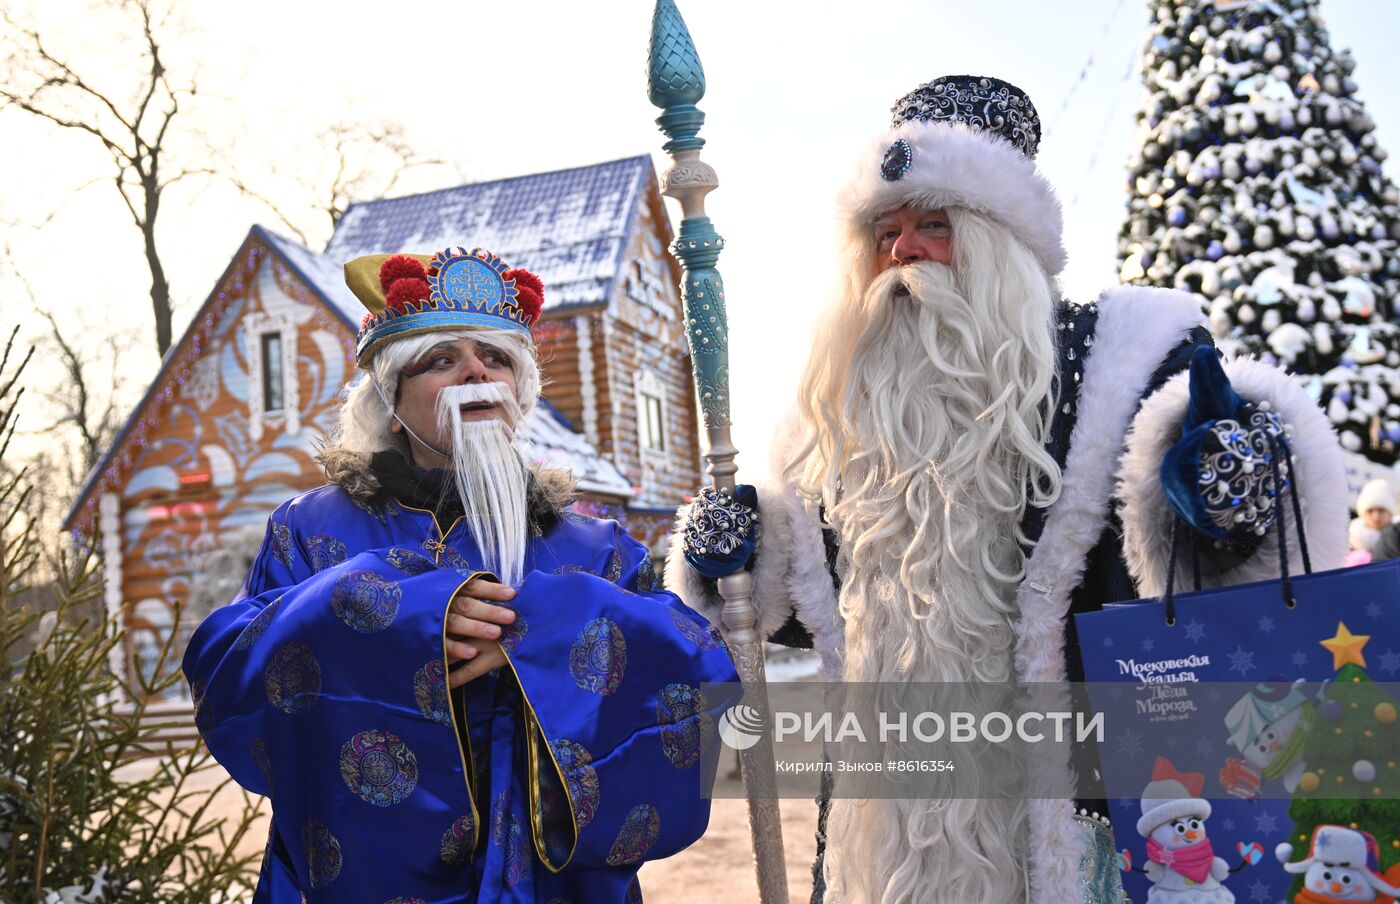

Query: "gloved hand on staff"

xmin=681 ymin=484 xmax=759 ymax=578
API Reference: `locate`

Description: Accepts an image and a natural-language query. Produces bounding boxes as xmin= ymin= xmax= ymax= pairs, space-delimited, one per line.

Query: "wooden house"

xmin=63 ymin=156 xmax=703 ymax=693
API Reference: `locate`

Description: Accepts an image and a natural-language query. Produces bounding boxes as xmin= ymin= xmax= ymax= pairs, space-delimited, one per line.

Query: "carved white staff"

xmin=646 ymin=3 xmax=790 ymax=902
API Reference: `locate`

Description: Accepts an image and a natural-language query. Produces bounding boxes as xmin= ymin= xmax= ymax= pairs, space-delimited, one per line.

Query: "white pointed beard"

xmin=434 ymin=384 xmax=531 ymax=585
xmin=792 ymin=257 xmax=1060 ymax=904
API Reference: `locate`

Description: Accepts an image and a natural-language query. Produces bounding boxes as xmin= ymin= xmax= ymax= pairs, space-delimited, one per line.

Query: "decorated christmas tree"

xmin=1284 ymin=624 xmax=1400 ymax=894
xmin=1119 ymin=0 xmax=1400 ymax=462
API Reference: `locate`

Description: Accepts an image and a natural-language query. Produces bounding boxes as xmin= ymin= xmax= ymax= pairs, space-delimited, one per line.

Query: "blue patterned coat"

xmin=184 ymin=482 xmax=740 ymax=903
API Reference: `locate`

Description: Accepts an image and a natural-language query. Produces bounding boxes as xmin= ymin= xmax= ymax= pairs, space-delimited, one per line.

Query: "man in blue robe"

xmin=184 ymin=247 xmax=739 ymax=902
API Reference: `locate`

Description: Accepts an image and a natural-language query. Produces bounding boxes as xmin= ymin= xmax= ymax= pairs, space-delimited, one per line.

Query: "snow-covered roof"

xmin=258 ymin=227 xmax=365 ymax=327
xmin=324 ymin=156 xmax=654 ymax=312
xmin=523 ymin=401 xmax=634 ymax=499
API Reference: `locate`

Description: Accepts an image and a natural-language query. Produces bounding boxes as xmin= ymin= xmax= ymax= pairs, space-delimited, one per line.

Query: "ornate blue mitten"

xmin=682 ymin=484 xmax=759 ymax=579
xmin=1160 ymin=347 xmax=1290 ymax=547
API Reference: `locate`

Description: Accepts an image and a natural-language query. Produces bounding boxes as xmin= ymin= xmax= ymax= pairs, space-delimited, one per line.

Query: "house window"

xmin=261 ymin=332 xmax=284 ymax=412
xmin=641 ymin=391 xmax=665 ymax=451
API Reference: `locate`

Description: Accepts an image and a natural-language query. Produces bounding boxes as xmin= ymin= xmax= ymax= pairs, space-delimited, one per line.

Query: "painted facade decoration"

xmin=65 ymin=156 xmax=702 ymax=695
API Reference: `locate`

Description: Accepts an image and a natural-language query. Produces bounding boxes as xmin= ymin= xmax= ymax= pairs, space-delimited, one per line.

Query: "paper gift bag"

xmin=1074 ymin=559 xmax=1400 ymax=904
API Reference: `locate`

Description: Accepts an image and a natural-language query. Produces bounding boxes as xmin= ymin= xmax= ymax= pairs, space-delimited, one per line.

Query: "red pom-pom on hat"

xmin=379 ymin=255 xmax=426 ymax=291
xmin=507 ymin=268 xmax=544 ymax=297
xmin=360 ymin=312 xmax=375 ymax=331
xmin=385 ymin=277 xmax=430 ymax=311
xmin=505 ymin=268 xmax=544 ymax=323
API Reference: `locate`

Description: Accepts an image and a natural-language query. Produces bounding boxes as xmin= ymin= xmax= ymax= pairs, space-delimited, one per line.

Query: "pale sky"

xmin=4 ymin=0 xmax=1398 ymax=482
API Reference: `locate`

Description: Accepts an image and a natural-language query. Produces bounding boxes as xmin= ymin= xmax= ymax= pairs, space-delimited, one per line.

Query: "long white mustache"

xmin=435 ymin=382 xmax=519 ymax=420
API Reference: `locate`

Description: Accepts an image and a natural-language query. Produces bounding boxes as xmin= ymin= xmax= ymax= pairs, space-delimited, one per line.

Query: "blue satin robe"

xmin=183 ymin=485 xmax=740 ymax=903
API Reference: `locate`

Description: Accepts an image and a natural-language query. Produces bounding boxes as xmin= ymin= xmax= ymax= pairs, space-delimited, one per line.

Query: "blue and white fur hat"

xmin=837 ymin=74 xmax=1067 ymax=277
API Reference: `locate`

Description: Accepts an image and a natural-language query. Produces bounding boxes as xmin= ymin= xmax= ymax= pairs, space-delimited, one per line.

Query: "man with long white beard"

xmin=184 ymin=247 xmax=738 ymax=902
xmin=669 ymin=76 xmax=1349 ymax=903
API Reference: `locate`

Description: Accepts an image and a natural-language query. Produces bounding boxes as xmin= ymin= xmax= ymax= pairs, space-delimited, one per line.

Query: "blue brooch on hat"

xmin=889 ymin=74 xmax=1043 ymax=159
xmin=880 ymin=138 xmax=913 ymax=182
xmin=345 ymin=247 xmax=545 ymax=364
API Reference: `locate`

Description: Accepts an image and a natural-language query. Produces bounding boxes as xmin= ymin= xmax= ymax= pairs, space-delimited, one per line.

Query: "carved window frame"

xmin=635 ymin=368 xmax=669 ymax=457
xmin=245 ymin=312 xmax=299 ymax=442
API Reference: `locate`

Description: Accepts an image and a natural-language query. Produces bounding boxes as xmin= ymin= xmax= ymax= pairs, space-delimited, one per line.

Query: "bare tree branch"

xmin=0 ymin=0 xmax=196 ymax=355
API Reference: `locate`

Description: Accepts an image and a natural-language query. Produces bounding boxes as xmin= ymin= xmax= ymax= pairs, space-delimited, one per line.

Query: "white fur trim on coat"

xmin=1117 ymin=356 xmax=1349 ymax=597
xmin=836 ymin=120 xmax=1067 ymax=276
xmin=1015 ymin=285 xmax=1207 ymax=904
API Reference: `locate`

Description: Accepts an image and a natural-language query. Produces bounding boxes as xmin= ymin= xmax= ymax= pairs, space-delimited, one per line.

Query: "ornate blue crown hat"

xmin=344 ymin=247 xmax=544 ymax=365
xmin=836 ymin=73 xmax=1067 ymax=276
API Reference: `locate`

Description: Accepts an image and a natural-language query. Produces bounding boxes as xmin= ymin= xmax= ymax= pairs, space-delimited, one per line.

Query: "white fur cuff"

xmin=1118 ymin=357 xmax=1349 ymax=597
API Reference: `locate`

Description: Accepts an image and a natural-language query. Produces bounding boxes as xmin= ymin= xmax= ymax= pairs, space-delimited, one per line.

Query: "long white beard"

xmin=794 ymin=260 xmax=1059 ymax=904
xmin=434 ymin=384 xmax=531 ymax=585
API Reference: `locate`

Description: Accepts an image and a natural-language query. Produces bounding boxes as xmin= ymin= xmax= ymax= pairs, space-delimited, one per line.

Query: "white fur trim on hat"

xmin=836 ymin=120 xmax=1066 ymax=276
xmin=1356 ymin=478 xmax=1396 ymax=515
xmin=1137 ymin=785 xmax=1211 ymax=838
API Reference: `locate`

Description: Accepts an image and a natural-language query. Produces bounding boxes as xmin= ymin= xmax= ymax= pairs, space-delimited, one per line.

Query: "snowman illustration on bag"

xmin=1220 ymin=678 xmax=1323 ymax=799
xmin=1134 ymin=757 xmax=1239 ymax=903
xmin=1276 ymin=826 xmax=1400 ymax=904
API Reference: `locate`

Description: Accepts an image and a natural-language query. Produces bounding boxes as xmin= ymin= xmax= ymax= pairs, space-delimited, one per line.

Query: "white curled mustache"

xmin=434 ymin=382 xmax=519 ymax=416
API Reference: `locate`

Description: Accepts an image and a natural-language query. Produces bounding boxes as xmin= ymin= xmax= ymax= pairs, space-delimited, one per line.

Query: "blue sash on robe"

xmin=183 ymin=485 xmax=740 ymax=903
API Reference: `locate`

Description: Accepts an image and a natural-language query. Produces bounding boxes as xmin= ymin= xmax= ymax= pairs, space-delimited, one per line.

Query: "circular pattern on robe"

xmin=550 ymin=739 xmax=600 ymax=829
xmin=383 ymin=898 xmax=426 ymax=903
xmin=301 ymin=817 xmax=343 ymax=888
xmin=554 ymin=564 xmax=598 ymax=576
xmin=605 ymin=804 xmax=661 ymax=866
xmin=561 ymin=511 xmax=594 ymax=525
xmin=249 ymin=739 xmax=275 ymax=793
xmin=657 ymin=683 xmax=715 ymax=769
xmin=306 ymin=534 xmax=348 ymax=572
xmin=499 ymin=610 xmax=528 ymax=653
xmin=569 ymin=618 xmax=627 ymax=696
xmin=352 ymin=495 xmax=397 ymax=524
xmin=626 ymin=876 xmax=643 ymax=904
xmin=189 ymin=680 xmax=212 ymax=733
xmin=339 ymin=729 xmax=418 ymax=807
xmin=387 ymin=547 xmax=436 ymax=576
xmin=234 ymin=595 xmax=283 ymax=651
xmin=603 ymin=549 xmax=624 ymax=582
xmin=668 ymin=606 xmax=724 ymax=650
xmin=635 ymin=555 xmax=663 ymax=593
xmin=331 ymin=570 xmax=401 ymax=634
xmin=491 ymin=792 xmax=529 ymax=887
xmin=413 ymin=659 xmax=451 ymax=726
xmin=270 ymin=522 xmax=294 ymax=567
xmin=264 ymin=642 xmax=322 ymax=714
xmin=440 ymin=812 xmax=477 ymax=866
